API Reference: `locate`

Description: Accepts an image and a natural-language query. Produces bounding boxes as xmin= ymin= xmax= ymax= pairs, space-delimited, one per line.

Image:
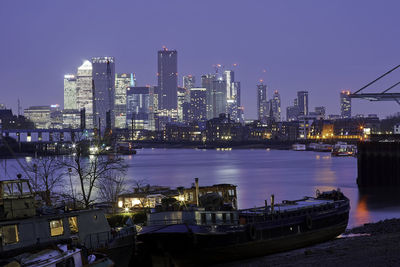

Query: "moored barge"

xmin=137 ymin=189 xmax=350 ymax=266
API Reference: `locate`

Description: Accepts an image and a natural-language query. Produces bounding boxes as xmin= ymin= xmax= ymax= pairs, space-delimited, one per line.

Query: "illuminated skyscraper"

xmin=64 ymin=74 xmax=77 ymax=110
xmin=126 ymin=86 xmax=154 ymax=130
xmin=201 ymin=74 xmax=216 ymax=119
xmin=189 ymin=87 xmax=207 ymax=122
xmin=76 ymin=60 xmax=93 ymax=129
xmin=177 ymin=86 xmax=189 ymax=122
xmin=340 ymin=90 xmax=351 ymax=118
xmin=257 ymin=82 xmax=268 ymax=122
xmin=297 ymin=91 xmax=309 ymax=116
xmin=115 ymin=73 xmax=135 ymax=128
xmin=212 ymin=78 xmax=227 ymax=119
xmin=92 ymin=57 xmax=115 ymax=131
xmin=271 ymin=90 xmax=281 ymax=122
xmin=183 ymin=75 xmax=195 ymax=92
xmin=182 ymin=75 xmax=195 ymax=104
xmin=223 ymin=70 xmax=242 ymax=122
xmin=158 ymin=48 xmax=178 ymax=110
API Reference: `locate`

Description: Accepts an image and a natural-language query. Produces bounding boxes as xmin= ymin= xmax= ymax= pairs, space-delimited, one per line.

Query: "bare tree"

xmin=132 ymin=179 xmax=151 ymax=208
xmin=59 ymin=143 xmax=128 ymax=208
xmin=25 ymin=157 xmax=64 ymax=206
xmin=98 ymin=171 xmax=127 ymax=213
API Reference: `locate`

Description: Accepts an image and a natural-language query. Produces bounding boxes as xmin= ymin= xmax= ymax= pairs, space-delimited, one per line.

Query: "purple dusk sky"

xmin=1 ymin=0 xmax=399 ymax=119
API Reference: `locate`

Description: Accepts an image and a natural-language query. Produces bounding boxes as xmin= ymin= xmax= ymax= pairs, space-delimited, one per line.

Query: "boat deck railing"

xmin=83 ymin=226 xmax=136 ymax=250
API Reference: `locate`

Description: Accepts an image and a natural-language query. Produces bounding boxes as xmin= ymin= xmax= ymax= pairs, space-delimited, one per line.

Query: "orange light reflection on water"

xmin=355 ymin=195 xmax=371 ymax=226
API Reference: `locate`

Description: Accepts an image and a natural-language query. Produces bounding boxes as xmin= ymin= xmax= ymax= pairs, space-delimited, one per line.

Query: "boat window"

xmin=201 ymin=213 xmax=206 ymax=224
xmin=211 ymin=213 xmax=216 ymax=224
xmin=222 ymin=213 xmax=226 ymax=223
xmin=230 ymin=213 xmax=234 ymax=223
xmin=50 ymin=219 xmax=64 ymax=236
xmin=69 ymin=217 xmax=79 ymax=234
xmin=0 ymin=225 xmax=19 ymax=245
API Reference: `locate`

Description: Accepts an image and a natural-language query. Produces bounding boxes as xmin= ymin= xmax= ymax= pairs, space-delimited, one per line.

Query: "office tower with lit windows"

xmin=271 ymin=90 xmax=281 ymax=122
xmin=201 ymin=74 xmax=216 ymax=119
xmin=64 ymin=74 xmax=77 ymax=110
xmin=340 ymin=90 xmax=351 ymax=118
xmin=183 ymin=75 xmax=195 ymax=94
xmin=177 ymin=86 xmax=189 ymax=122
xmin=76 ymin=60 xmax=93 ymax=129
xmin=257 ymin=82 xmax=268 ymax=122
xmin=183 ymin=75 xmax=195 ymax=104
xmin=223 ymin=70 xmax=242 ymax=122
xmin=212 ymin=78 xmax=227 ymax=119
xmin=115 ymin=73 xmax=135 ymax=128
xmin=189 ymin=87 xmax=207 ymax=122
xmin=158 ymin=48 xmax=178 ymax=110
xmin=297 ymin=91 xmax=309 ymax=116
xmin=92 ymin=57 xmax=115 ymax=131
xmin=126 ymin=86 xmax=154 ymax=130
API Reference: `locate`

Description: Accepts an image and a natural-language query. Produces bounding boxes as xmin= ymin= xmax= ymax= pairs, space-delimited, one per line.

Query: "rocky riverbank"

xmin=217 ymin=218 xmax=400 ymax=266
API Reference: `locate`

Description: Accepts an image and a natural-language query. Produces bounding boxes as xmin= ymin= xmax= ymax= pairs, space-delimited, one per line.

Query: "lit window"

xmin=68 ymin=217 xmax=78 ymax=234
xmin=49 ymin=219 xmax=64 ymax=236
xmin=0 ymin=225 xmax=19 ymax=245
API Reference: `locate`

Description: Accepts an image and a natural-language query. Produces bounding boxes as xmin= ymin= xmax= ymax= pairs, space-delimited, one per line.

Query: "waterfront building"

xmin=257 ymin=83 xmax=268 ymax=122
xmin=24 ymin=106 xmax=51 ymax=129
xmin=76 ymin=60 xmax=93 ymax=129
xmin=158 ymin=47 xmax=178 ymax=110
xmin=164 ymin=123 xmax=203 ymax=142
xmin=189 ymin=87 xmax=207 ymax=122
xmin=298 ymin=117 xmax=313 ymax=139
xmin=92 ymin=57 xmax=115 ymax=132
xmin=271 ymin=90 xmax=281 ymax=122
xmin=297 ymin=91 xmax=309 ymax=116
xmin=63 ymin=74 xmax=77 ymax=110
xmin=205 ymin=113 xmax=245 ymax=142
xmin=126 ymin=86 xmax=154 ymax=131
xmin=340 ymin=90 xmax=352 ymax=118
xmin=115 ymin=73 xmax=135 ymax=129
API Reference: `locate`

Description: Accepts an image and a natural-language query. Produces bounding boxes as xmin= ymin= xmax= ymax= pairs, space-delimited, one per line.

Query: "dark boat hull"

xmin=139 ymin=212 xmax=349 ymax=266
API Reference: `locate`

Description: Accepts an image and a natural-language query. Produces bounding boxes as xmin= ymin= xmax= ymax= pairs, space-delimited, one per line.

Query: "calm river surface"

xmin=2 ymin=148 xmax=400 ymax=228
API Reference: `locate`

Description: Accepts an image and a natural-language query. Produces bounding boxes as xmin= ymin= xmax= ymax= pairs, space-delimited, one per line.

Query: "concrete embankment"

xmin=217 ymin=218 xmax=400 ymax=267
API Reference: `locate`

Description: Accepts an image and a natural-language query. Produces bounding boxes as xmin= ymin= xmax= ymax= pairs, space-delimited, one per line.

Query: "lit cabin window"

xmin=68 ymin=217 xmax=78 ymax=234
xmin=0 ymin=225 xmax=19 ymax=245
xmin=49 ymin=219 xmax=64 ymax=236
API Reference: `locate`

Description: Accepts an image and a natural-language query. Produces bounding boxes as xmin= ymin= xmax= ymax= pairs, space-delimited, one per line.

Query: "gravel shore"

xmin=216 ymin=219 xmax=400 ymax=267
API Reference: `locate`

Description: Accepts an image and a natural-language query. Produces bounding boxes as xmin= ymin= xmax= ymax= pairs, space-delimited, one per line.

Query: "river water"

xmin=2 ymin=148 xmax=400 ymax=228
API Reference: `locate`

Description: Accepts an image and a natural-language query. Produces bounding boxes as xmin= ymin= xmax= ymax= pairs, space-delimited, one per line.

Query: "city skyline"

xmin=1 ymin=1 xmax=400 ymax=119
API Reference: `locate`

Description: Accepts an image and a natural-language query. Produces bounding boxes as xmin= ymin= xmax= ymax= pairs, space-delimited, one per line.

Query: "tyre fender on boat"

xmin=247 ymin=224 xmax=257 ymax=240
xmin=305 ymin=214 xmax=313 ymax=230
